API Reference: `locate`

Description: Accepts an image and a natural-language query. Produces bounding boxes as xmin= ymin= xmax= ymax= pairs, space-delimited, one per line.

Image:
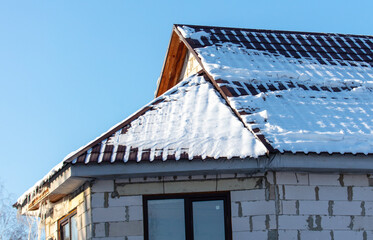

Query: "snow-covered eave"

xmin=14 ymin=161 xmax=71 ymax=209
xmin=15 ymin=162 xmax=91 ymax=213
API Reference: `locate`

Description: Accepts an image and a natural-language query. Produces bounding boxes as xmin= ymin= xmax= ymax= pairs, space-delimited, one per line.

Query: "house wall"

xmin=179 ymin=51 xmax=203 ymax=82
xmin=44 ymin=186 xmax=92 ymax=240
xmin=271 ymin=172 xmax=373 ymax=240
xmin=232 ymin=172 xmax=373 ymax=240
xmin=89 ymin=173 xmax=265 ymax=240
xmin=44 ymin=171 xmax=373 ymax=240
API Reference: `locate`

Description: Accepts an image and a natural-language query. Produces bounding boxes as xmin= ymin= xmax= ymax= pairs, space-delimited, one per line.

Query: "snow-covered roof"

xmin=177 ymin=24 xmax=373 ymax=155
xmin=17 ymin=24 xmax=373 ymax=207
xmin=70 ymin=74 xmax=267 ymax=164
xmin=16 ymin=73 xmax=267 ymax=206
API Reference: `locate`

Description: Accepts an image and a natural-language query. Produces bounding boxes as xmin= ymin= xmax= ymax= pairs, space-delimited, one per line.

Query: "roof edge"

xmin=174 ymin=23 xmax=373 ymax=38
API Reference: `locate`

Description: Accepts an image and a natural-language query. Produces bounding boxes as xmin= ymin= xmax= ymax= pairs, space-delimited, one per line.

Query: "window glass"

xmin=192 ymin=200 xmax=225 ymax=240
xmin=61 ymin=222 xmax=70 ymax=240
xmin=71 ymin=214 xmax=78 ymax=240
xmin=145 ymin=193 xmax=231 ymax=240
xmin=59 ymin=210 xmax=78 ymax=240
xmin=148 ymin=199 xmax=185 ymax=240
xmin=148 ymin=199 xmax=186 ymax=240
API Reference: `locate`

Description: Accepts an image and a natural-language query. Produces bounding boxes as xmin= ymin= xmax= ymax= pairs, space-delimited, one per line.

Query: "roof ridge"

xmin=174 ymin=24 xmax=373 ymax=38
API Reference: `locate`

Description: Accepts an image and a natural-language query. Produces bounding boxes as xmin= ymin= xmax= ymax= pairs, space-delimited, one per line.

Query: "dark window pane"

xmin=148 ymin=199 xmax=186 ymax=240
xmin=61 ymin=222 xmax=70 ymax=240
xmin=71 ymin=214 xmax=78 ymax=240
xmin=192 ymin=200 xmax=225 ymax=240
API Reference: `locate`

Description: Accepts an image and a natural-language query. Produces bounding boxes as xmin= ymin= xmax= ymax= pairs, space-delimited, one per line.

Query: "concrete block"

xmin=127 ymin=236 xmax=143 ymax=240
xmin=164 ymin=180 xmax=216 ymax=193
xmin=92 ymin=193 xmax=105 ymax=208
xmin=300 ymin=230 xmax=331 ymax=240
xmin=231 ymin=189 xmax=266 ymax=202
xmin=276 ymin=172 xmax=309 ymax=185
xmin=343 ymin=174 xmax=369 ymax=186
xmin=298 ymin=200 xmax=329 ymax=215
xmin=92 ymin=180 xmax=114 ymax=193
xmin=365 ymin=202 xmax=373 ymax=216
xmin=241 ymin=200 xmax=276 ymax=216
xmin=94 ymin=223 xmax=106 ymax=238
xmin=117 ymin=182 xmax=163 ymax=196
xmin=309 ymin=173 xmax=340 ymax=186
xmin=278 ymin=230 xmax=298 ymax=240
xmin=128 ymin=205 xmax=143 ymax=221
xmin=353 ymin=187 xmax=373 ymax=201
xmin=78 ymin=227 xmax=88 ymax=240
xmin=217 ymin=178 xmax=262 ymax=191
xmin=333 ymin=230 xmax=364 ymax=239
xmin=333 ymin=201 xmax=363 ymax=216
xmin=365 ymin=231 xmax=373 ymax=240
xmin=233 ymin=231 xmax=267 ymax=240
xmin=85 ymin=192 xmax=92 ymax=211
xmin=232 ymin=216 xmax=251 ymax=232
xmin=231 ymin=202 xmax=240 ymax=217
xmin=318 ymin=186 xmax=348 ymax=201
xmin=252 ymin=215 xmax=276 ymax=230
xmin=322 ymin=216 xmax=351 ymax=230
xmin=109 ymin=195 xmax=142 ymax=207
xmin=284 ymin=186 xmax=316 ymax=200
xmin=109 ymin=221 xmax=143 ymax=237
xmin=92 ymin=207 xmax=125 ymax=223
xmin=353 ymin=216 xmax=373 ymax=230
xmin=278 ymin=215 xmax=309 ymax=230
xmin=81 ymin=210 xmax=92 ymax=228
xmin=266 ymin=172 xmax=275 ymax=184
xmin=281 ymin=200 xmax=297 ymax=215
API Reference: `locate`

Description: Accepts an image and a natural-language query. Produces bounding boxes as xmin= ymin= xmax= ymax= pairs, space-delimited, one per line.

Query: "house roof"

xmin=176 ymin=24 xmax=373 ymax=155
xmin=16 ymin=73 xmax=267 ymax=207
xmin=16 ymin=24 xmax=373 ymax=207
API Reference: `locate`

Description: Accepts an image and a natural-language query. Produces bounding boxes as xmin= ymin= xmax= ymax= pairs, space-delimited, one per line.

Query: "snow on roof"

xmin=71 ymin=74 xmax=267 ymax=164
xmin=177 ymin=25 xmax=373 ymax=154
xmin=16 ymin=74 xmax=267 ymax=206
xmin=18 ymin=24 xmax=373 ymax=206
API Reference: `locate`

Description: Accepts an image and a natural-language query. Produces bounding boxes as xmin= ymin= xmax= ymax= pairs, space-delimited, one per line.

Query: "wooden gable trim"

xmin=155 ymin=28 xmax=188 ymax=97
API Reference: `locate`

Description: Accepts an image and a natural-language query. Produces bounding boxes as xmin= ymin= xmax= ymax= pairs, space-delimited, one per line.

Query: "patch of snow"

xmin=106 ymin=75 xmax=267 ymax=160
xmin=234 ymin=88 xmax=373 ymax=154
xmin=177 ymin=26 xmax=211 ymax=45
xmin=195 ymin=42 xmax=373 ymax=89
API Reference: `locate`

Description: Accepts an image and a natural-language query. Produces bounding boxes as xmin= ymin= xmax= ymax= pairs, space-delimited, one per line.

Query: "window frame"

xmin=58 ymin=209 xmax=77 ymax=240
xmin=143 ymin=192 xmax=232 ymax=240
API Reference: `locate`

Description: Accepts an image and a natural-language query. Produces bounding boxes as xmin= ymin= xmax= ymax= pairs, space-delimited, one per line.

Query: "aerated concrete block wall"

xmin=84 ymin=172 xmax=373 ymax=240
xmin=89 ymin=174 xmax=265 ymax=240
xmin=232 ymin=172 xmax=373 ymax=240
xmin=91 ymin=180 xmax=143 ymax=240
xmin=45 ymin=187 xmax=92 ymax=240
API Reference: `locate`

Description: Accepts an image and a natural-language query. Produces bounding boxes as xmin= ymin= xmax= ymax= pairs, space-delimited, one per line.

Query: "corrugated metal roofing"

xmin=69 ymin=74 xmax=267 ymax=164
xmin=176 ymin=24 xmax=373 ymax=67
xmin=177 ymin=24 xmax=373 ymax=154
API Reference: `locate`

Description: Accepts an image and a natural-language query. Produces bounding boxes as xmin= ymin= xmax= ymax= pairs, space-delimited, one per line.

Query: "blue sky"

xmin=1 ymin=0 xmax=372 ymax=201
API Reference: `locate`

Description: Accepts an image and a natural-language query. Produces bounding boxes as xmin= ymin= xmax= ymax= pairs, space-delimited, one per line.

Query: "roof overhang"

xmin=16 ymin=166 xmax=91 ymax=212
xmin=70 ymin=153 xmax=373 ymax=180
